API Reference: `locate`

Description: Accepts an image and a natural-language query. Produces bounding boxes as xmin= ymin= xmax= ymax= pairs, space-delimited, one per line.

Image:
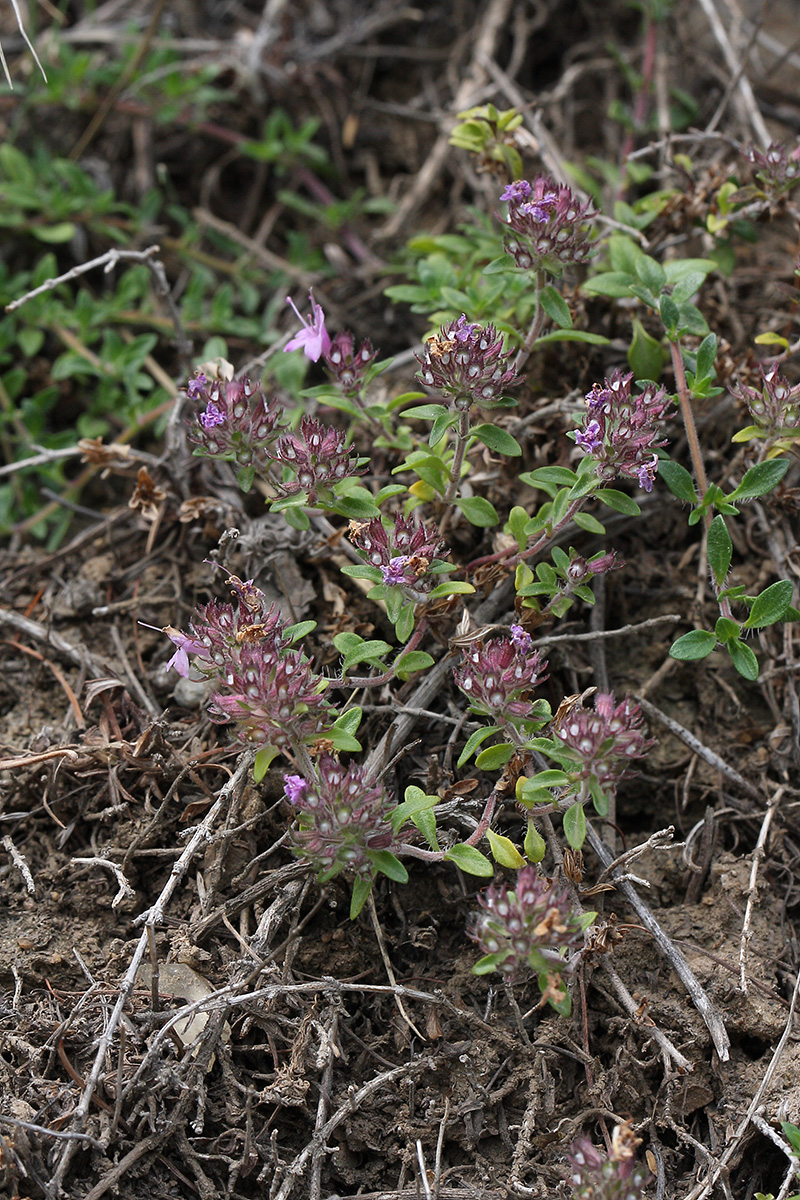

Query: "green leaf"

xmin=285 ymin=620 xmax=316 ymax=644
xmin=635 ymin=254 xmax=666 ymax=293
xmin=391 ymin=785 xmax=439 ymax=834
xmin=744 ymin=579 xmax=794 ymax=629
xmin=517 ymin=770 xmax=569 ymax=796
xmin=471 ymin=423 xmax=522 ymax=456
xmin=394 ymin=650 xmax=435 ymax=679
xmin=403 ymin=403 xmax=449 ymax=420
xmin=457 ymin=725 xmax=499 ymax=768
xmin=539 ymin=285 xmax=573 ymax=329
xmin=707 ymin=514 xmax=732 ymax=587
xmin=663 ymin=257 xmax=717 ymax=285
xmin=582 ymin=271 xmax=637 ymax=298
xmin=695 ymin=332 xmax=717 ymax=381
xmin=350 ymin=877 xmax=373 ymax=919
xmin=476 ymin=743 xmax=515 ymax=770
xmin=253 ymin=744 xmax=280 ymax=783
xmin=563 ymin=801 xmax=587 ymax=850
xmin=714 ymin=617 xmax=740 ymax=643
xmin=331 ymin=707 xmax=363 ymax=735
xmin=454 ymin=496 xmax=498 ymax=526
xmin=34 ymin=222 xmax=77 ymax=244
xmin=508 ymin=505 xmax=529 ymax=549
xmin=658 ymin=459 xmax=698 ymax=503
xmin=628 ymin=317 xmax=667 ymax=382
xmin=472 ymin=950 xmax=511 ymax=975
xmin=524 ymin=821 xmax=546 ymax=863
xmin=341 ymin=639 xmax=392 ymax=671
xmin=595 ymin=488 xmax=641 ymax=515
xmin=754 ymin=331 xmax=791 ymax=349
xmin=534 ymin=330 xmax=610 ymax=346
xmin=444 ymin=843 xmax=495 ymax=876
xmin=727 ymin=638 xmax=759 ymax=680
xmin=486 ymin=829 xmax=526 ymax=869
xmin=371 ymin=850 xmax=409 ymax=883
xmin=427 ymin=580 xmax=476 ymax=598
xmin=572 ymin=512 xmax=606 ymax=535
xmin=395 ymin=601 xmax=416 ymax=643
xmin=727 ymin=458 xmax=789 ymax=502
xmin=520 ymin=466 xmax=579 ymax=488
xmin=669 ymin=629 xmax=717 ymax=660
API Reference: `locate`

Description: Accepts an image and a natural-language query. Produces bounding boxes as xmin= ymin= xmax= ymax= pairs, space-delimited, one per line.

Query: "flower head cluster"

xmin=160 ymin=578 xmax=329 ymax=748
xmin=349 ymin=514 xmax=448 ymax=597
xmin=210 ymin=640 xmax=328 ymax=749
xmin=566 ymin=1123 xmax=649 ymax=1200
xmin=284 ymin=290 xmax=331 ymax=361
xmin=470 ymin=864 xmax=585 ymax=981
xmin=454 ymin=628 xmax=548 ymax=722
xmin=574 ymin=368 xmax=671 ymax=492
xmin=745 ymin=140 xmax=800 ymax=198
xmin=554 ymin=692 xmax=653 ymax=796
xmin=284 ymin=757 xmax=397 ymax=881
xmin=565 ymin=549 xmax=624 ymax=587
xmin=731 ymin=365 xmax=800 ymax=435
xmin=415 ymin=314 xmax=519 ymax=409
xmin=499 ymin=176 xmax=595 ymax=273
xmin=324 ymin=330 xmax=378 ymax=399
xmin=271 ymin=416 xmax=366 ymax=503
xmin=186 ymin=376 xmax=281 ymax=473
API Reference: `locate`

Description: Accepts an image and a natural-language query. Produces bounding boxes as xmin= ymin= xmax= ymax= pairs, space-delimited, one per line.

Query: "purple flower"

xmin=510 ymin=623 xmax=532 ymax=652
xmin=415 ymin=314 xmax=519 ymax=409
xmin=566 ymin=549 xmax=624 ymax=585
xmin=283 ymin=774 xmax=307 ymax=805
xmin=500 ymin=175 xmax=595 ymax=273
xmin=139 ymin=622 xmax=211 ymax=678
xmin=186 ymin=373 xmax=208 ymax=399
xmin=554 ymin=692 xmax=653 ymax=797
xmin=470 ymin=864 xmax=585 ymax=983
xmin=271 ymin=416 xmax=365 ymax=504
xmin=380 ymin=556 xmax=411 ymax=586
xmin=284 ymin=290 xmax=331 ymax=361
xmin=349 ymin=514 xmax=448 ymax=596
xmin=573 ymin=368 xmax=671 ymax=491
xmin=566 ymin=1123 xmax=649 ymax=1200
xmin=287 ymin=756 xmax=398 ymax=882
xmin=186 ymin=376 xmax=281 ymax=476
xmin=199 ymin=400 xmax=225 ymax=429
xmin=500 ymin=180 xmax=531 ymax=202
xmin=324 ymin=329 xmax=378 ymax=399
xmin=454 ymin=631 xmax=548 ymax=722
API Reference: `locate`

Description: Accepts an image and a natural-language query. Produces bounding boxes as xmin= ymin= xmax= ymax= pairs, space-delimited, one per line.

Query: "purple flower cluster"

xmin=160 ymin=578 xmax=330 ymax=749
xmin=745 ymin=140 xmax=800 ymax=197
xmin=454 ymin=628 xmax=548 ymax=722
xmin=283 ymin=757 xmax=397 ymax=881
xmin=731 ymin=365 xmax=800 ymax=435
xmin=574 ymin=368 xmax=671 ymax=492
xmin=470 ymin=864 xmax=585 ymax=981
xmin=324 ymin=330 xmax=378 ymax=399
xmin=499 ymin=176 xmax=595 ymax=273
xmin=271 ymin=416 xmax=366 ymax=504
xmin=349 ymin=514 xmax=447 ymax=596
xmin=566 ymin=1123 xmax=649 ymax=1200
xmin=186 ymin=376 xmax=281 ymax=473
xmin=554 ymin=692 xmax=653 ymax=796
xmin=415 ymin=314 xmax=519 ymax=409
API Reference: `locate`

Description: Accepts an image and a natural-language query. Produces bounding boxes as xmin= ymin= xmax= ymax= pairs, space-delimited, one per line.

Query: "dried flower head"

xmin=731 ymin=366 xmax=800 ymax=436
xmin=553 ymin=692 xmax=653 ymax=798
xmin=454 ymin=631 xmax=548 ymax=722
xmin=324 ymin=330 xmax=378 ymax=398
xmin=415 ymin=314 xmax=519 ymax=409
xmin=470 ymin=864 xmax=586 ymax=984
xmin=500 ymin=175 xmax=595 ymax=273
xmin=745 ymin=140 xmax=800 ymax=198
xmin=349 ymin=514 xmax=448 ymax=598
xmin=186 ymin=375 xmax=281 ymax=476
xmin=574 ymin=368 xmax=671 ymax=492
xmin=271 ymin=416 xmax=366 ymax=504
xmin=284 ymin=756 xmax=397 ymax=881
xmin=566 ymin=1122 xmax=649 ymax=1200
xmin=284 ymin=290 xmax=331 ymax=361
